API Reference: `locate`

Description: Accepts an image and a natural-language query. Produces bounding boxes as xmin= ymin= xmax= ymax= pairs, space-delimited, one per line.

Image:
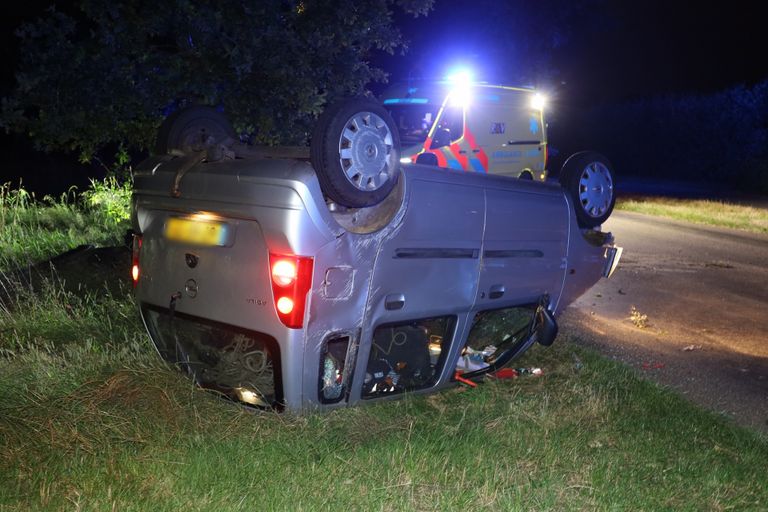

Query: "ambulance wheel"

xmin=311 ymin=98 xmax=400 ymax=208
xmin=155 ymin=106 xmax=237 ymax=155
xmin=560 ymin=151 xmax=616 ymax=228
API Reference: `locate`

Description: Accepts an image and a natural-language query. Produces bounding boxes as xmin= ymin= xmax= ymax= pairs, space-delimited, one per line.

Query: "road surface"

xmin=562 ymin=211 xmax=768 ymax=434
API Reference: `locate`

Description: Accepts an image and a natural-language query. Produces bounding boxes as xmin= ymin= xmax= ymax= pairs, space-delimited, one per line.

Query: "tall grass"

xmin=2 ymin=336 xmax=767 ymax=511
xmin=1 ymin=177 xmax=767 ymax=510
xmin=0 ymin=280 xmax=140 ymax=355
xmin=0 ymin=178 xmax=131 ymax=271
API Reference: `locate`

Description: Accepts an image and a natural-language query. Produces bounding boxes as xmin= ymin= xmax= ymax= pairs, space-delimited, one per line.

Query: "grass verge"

xmin=1 ymin=285 xmax=767 ymax=511
xmin=1 ymin=180 xmax=766 ymax=510
xmin=616 ymin=196 xmax=768 ymax=234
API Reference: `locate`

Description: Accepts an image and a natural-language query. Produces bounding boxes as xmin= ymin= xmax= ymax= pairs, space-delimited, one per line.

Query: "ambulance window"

xmin=386 ymin=106 xmax=435 ymax=146
xmin=436 ymin=105 xmax=463 ymax=143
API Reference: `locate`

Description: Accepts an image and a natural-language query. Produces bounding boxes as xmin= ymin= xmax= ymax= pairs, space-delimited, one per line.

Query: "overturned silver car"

xmin=131 ymin=98 xmax=621 ymax=412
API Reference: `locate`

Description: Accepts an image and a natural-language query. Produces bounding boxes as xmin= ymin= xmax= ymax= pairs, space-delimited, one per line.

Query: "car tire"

xmin=155 ymin=106 xmax=237 ymax=155
xmin=311 ymin=98 xmax=400 ymax=208
xmin=560 ymin=151 xmax=616 ymax=228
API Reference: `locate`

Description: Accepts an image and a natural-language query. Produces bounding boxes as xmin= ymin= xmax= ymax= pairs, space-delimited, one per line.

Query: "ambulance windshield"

xmin=385 ymin=105 xmax=436 ymax=146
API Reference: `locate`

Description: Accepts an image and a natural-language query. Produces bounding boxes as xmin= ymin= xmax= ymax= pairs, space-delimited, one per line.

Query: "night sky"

xmin=557 ymin=1 xmax=768 ymax=101
xmin=1 ymin=0 xmax=766 ymax=193
xmin=383 ymin=0 xmax=767 ymax=102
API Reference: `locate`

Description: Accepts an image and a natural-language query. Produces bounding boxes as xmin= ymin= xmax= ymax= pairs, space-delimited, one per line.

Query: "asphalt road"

xmin=561 ymin=211 xmax=768 ymax=434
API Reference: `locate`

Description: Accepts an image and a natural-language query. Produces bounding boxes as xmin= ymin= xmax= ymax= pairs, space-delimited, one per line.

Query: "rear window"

xmin=142 ymin=305 xmax=282 ymax=409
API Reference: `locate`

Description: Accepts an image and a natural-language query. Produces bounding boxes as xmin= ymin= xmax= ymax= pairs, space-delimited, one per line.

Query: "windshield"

xmin=385 ymin=105 xmax=438 ymax=146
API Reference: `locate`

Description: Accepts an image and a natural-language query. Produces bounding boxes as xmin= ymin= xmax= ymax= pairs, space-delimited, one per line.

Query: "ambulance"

xmin=384 ymin=82 xmax=615 ymax=228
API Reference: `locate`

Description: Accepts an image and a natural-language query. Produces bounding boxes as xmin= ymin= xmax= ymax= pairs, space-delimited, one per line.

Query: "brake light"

xmin=269 ymin=253 xmax=313 ymax=329
xmin=272 ymin=259 xmax=297 ymax=286
xmin=131 ymin=234 xmax=142 ymax=286
xmin=276 ymin=297 xmax=294 ymax=315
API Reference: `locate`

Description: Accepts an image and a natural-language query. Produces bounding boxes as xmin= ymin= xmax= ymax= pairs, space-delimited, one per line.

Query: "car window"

xmin=362 ymin=315 xmax=456 ymax=398
xmin=456 ymin=305 xmax=536 ymax=374
xmin=467 ymin=306 xmax=534 ymax=350
xmin=319 ymin=334 xmax=353 ymax=403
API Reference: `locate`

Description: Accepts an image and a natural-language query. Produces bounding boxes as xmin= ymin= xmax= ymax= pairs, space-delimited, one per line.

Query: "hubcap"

xmin=338 ymin=112 xmax=394 ymax=192
xmin=578 ymin=161 xmax=613 ymax=218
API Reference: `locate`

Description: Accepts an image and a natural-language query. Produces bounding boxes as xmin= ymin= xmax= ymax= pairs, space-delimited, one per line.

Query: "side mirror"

xmin=415 ymin=152 xmax=439 ymax=166
xmin=431 ymin=128 xmax=452 ymax=149
xmin=534 ymin=303 xmax=558 ymax=347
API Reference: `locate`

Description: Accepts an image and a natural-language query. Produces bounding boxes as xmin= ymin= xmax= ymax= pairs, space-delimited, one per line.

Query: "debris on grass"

xmin=572 ymin=352 xmax=584 ymax=372
xmin=454 ymin=371 xmax=478 ymax=387
xmin=490 ymin=368 xmax=518 ymax=379
xmin=516 ymin=367 xmax=543 ymax=376
xmin=629 ymin=305 xmax=649 ymax=329
xmin=682 ymin=344 xmax=703 ymax=352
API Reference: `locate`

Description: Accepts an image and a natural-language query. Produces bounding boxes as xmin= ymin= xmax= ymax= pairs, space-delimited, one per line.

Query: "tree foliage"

xmin=1 ymin=0 xmax=433 ymax=162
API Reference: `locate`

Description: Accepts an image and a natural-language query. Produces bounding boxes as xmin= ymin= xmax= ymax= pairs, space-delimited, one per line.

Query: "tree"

xmin=386 ymin=0 xmax=608 ymax=90
xmin=1 ymin=0 xmax=433 ymax=163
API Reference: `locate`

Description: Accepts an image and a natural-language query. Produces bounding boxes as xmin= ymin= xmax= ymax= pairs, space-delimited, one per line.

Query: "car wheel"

xmin=311 ymin=98 xmax=400 ymax=208
xmin=155 ymin=106 xmax=237 ymax=155
xmin=560 ymin=151 xmax=616 ymax=228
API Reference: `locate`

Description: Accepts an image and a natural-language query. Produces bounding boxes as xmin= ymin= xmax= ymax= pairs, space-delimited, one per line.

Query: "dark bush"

xmin=578 ymin=80 xmax=768 ymax=192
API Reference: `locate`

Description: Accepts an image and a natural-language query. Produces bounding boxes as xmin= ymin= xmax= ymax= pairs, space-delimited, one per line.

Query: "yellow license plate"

xmin=165 ymin=217 xmax=228 ymax=246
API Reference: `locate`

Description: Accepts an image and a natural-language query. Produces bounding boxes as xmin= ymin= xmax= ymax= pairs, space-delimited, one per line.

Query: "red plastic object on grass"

xmin=454 ymin=371 xmax=478 ymax=388
xmin=491 ymin=368 xmax=519 ymax=379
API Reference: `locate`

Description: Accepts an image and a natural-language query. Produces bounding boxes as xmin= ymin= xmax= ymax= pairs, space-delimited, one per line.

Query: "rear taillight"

xmin=269 ymin=253 xmax=313 ymax=329
xmin=131 ymin=234 xmax=142 ymax=286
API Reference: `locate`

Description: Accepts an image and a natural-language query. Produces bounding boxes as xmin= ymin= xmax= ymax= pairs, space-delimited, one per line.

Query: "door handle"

xmin=472 ymin=149 xmax=481 ymax=153
xmin=489 ymin=285 xmax=505 ymax=300
xmin=458 ymin=150 xmax=467 ymax=154
xmin=385 ymin=293 xmax=405 ymax=310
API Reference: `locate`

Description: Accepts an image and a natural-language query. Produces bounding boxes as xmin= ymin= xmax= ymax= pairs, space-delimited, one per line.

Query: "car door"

xmin=474 ymin=183 xmax=569 ymax=311
xmin=349 ymin=171 xmax=485 ymax=401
